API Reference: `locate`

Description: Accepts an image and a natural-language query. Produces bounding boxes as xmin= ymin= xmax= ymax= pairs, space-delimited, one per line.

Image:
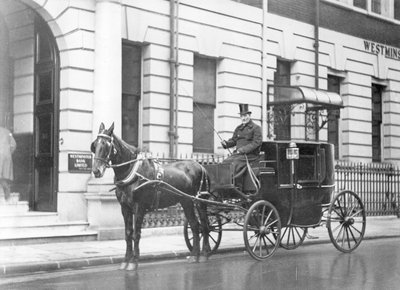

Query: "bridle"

xmin=93 ymin=133 xmax=147 ymax=186
xmin=93 ymin=133 xmax=115 ymax=168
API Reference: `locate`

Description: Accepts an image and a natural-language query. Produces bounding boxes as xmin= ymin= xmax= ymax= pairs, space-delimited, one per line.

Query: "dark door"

xmin=33 ymin=18 xmax=59 ymax=211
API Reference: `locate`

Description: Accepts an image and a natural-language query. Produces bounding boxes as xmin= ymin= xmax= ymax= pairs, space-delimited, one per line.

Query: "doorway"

xmin=33 ymin=17 xmax=59 ymax=211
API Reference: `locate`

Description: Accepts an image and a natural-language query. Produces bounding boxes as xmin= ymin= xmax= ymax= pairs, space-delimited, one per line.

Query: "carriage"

xmin=91 ymin=86 xmax=365 ymax=269
xmin=183 ymin=140 xmax=366 ymax=260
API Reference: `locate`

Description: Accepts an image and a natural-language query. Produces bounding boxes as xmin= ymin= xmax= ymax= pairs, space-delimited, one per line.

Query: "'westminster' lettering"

xmin=363 ymin=40 xmax=400 ymax=60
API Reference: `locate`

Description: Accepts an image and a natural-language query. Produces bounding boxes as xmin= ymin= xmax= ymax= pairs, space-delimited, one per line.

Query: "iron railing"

xmin=335 ymin=161 xmax=400 ymax=217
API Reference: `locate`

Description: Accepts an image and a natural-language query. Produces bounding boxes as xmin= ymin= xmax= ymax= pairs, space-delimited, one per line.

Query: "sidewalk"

xmin=1 ymin=216 xmax=399 ymax=276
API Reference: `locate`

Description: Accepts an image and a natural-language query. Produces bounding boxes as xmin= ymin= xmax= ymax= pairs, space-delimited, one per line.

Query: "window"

xmin=122 ymin=44 xmax=141 ymax=147
xmin=274 ymin=60 xmax=291 ymax=140
xmin=327 ymin=75 xmax=341 ymax=159
xmin=369 ymin=0 xmax=393 ymax=17
xmin=331 ymin=0 xmax=397 ymax=19
xmin=395 ymin=0 xmax=400 ymax=20
xmin=372 ymin=84 xmax=384 ymax=162
xmin=193 ymin=56 xmax=216 ymax=153
xmin=354 ymin=0 xmax=367 ymax=9
xmin=372 ymin=0 xmax=381 ymax=13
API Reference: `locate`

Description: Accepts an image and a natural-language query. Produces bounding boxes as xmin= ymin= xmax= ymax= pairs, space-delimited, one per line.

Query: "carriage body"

xmin=205 ymin=140 xmax=335 ymax=227
xmin=260 ymin=141 xmax=335 ymax=226
xmin=200 ymin=140 xmax=365 ymax=260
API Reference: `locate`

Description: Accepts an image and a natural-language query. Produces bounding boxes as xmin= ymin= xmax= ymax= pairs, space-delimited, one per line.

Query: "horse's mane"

xmin=112 ymin=134 xmax=139 ymax=155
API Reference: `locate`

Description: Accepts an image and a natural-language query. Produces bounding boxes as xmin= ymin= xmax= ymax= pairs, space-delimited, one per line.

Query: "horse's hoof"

xmin=186 ymin=256 xmax=199 ymax=263
xmin=119 ymin=262 xmax=128 ymax=270
xmin=126 ymin=263 xmax=138 ymax=271
xmin=198 ymin=256 xmax=208 ymax=263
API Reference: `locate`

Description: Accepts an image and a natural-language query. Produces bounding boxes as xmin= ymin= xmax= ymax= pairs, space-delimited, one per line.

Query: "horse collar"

xmin=115 ymin=153 xmax=144 ymax=186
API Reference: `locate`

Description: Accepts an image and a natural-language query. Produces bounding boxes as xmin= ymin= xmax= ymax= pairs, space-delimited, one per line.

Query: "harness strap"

xmin=115 ymin=154 xmax=144 ymax=186
xmin=196 ymin=165 xmax=209 ymax=198
xmin=245 ymin=155 xmax=261 ymax=192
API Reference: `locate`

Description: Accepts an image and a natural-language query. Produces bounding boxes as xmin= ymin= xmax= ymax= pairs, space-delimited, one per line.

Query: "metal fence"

xmin=335 ymin=161 xmax=400 ymax=217
xmin=140 ymin=155 xmax=400 ymax=228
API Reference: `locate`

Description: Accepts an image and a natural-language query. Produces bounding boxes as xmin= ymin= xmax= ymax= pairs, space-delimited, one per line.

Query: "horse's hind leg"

xmin=126 ymin=204 xmax=145 ymax=271
xmin=120 ymin=204 xmax=133 ymax=270
xmin=182 ymin=202 xmax=200 ymax=263
xmin=198 ymin=203 xmax=211 ymax=262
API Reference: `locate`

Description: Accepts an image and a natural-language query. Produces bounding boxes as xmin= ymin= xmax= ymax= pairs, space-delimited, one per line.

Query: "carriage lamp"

xmin=286 ymin=142 xmax=299 ymax=160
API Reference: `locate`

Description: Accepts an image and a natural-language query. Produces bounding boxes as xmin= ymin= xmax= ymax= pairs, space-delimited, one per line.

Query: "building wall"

xmin=122 ymin=0 xmax=264 ymax=156
xmin=265 ymin=10 xmax=400 ymax=163
xmin=269 ymin=0 xmax=400 ymax=47
xmin=1 ymin=0 xmax=399 ymax=231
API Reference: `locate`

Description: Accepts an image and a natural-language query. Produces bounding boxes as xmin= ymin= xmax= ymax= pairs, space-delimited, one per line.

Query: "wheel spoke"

xmin=348 ymin=225 xmax=360 ymax=244
xmin=266 ymin=218 xmax=279 ymax=228
xmin=349 ymin=223 xmax=363 ymax=236
xmin=263 ymin=209 xmax=273 ymax=226
xmin=345 ymin=226 xmax=351 ymax=249
xmin=349 ymin=209 xmax=364 ymax=218
xmin=261 ymin=236 xmax=270 ymax=255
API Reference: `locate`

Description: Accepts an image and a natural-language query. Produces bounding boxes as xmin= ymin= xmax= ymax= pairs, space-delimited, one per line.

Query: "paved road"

xmin=2 ymin=237 xmax=399 ymax=290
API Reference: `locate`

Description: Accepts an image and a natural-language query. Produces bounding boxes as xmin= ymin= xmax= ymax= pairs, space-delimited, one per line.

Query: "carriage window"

xmin=193 ymin=56 xmax=216 ymax=153
xmin=278 ymin=147 xmax=291 ymax=185
xmin=297 ymin=147 xmax=317 ymax=182
xmin=122 ymin=43 xmax=141 ymax=147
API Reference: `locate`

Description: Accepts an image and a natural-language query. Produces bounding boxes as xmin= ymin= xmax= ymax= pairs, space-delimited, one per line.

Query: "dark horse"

xmin=91 ymin=123 xmax=211 ymax=270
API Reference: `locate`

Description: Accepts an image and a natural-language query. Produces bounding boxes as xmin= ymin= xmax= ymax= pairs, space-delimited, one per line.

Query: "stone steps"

xmin=0 ymin=212 xmax=98 ymax=246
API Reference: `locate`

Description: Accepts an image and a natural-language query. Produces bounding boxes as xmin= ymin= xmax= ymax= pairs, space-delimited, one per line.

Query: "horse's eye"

xmin=91 ymin=141 xmax=97 ymax=153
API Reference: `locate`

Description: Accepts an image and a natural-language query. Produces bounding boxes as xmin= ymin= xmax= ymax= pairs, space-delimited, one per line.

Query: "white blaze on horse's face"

xmin=91 ymin=137 xmax=112 ymax=178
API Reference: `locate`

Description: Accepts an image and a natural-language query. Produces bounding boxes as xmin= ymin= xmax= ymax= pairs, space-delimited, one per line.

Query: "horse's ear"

xmin=99 ymin=122 xmax=105 ymax=133
xmin=108 ymin=122 xmax=114 ymax=135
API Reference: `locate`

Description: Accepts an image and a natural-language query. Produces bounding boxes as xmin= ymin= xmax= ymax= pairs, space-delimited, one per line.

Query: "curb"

xmin=1 ymin=234 xmax=399 ymax=277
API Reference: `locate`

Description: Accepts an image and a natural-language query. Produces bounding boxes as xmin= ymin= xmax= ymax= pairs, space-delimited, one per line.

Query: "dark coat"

xmin=223 ymin=120 xmax=262 ymax=157
xmin=0 ymin=127 xmax=16 ymax=181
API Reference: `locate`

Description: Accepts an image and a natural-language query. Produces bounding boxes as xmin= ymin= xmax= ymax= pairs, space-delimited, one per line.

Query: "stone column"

xmin=92 ymin=0 xmax=122 ymax=135
xmin=86 ymin=0 xmax=124 ymax=239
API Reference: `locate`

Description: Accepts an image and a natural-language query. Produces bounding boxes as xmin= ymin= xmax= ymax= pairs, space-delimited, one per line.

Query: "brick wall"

xmin=269 ymin=0 xmax=400 ymax=48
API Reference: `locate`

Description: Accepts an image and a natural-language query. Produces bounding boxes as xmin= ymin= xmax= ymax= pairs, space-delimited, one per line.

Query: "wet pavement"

xmin=0 ymin=216 xmax=399 ymax=276
xmin=2 ymin=238 xmax=400 ymax=290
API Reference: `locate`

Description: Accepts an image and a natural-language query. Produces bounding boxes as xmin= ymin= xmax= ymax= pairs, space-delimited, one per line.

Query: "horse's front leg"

xmin=126 ymin=204 xmax=145 ymax=271
xmin=120 ymin=204 xmax=133 ymax=270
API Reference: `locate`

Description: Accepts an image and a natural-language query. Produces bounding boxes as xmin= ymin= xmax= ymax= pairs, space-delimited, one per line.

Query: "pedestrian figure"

xmin=0 ymin=126 xmax=16 ymax=201
xmin=221 ymin=104 xmax=262 ymax=191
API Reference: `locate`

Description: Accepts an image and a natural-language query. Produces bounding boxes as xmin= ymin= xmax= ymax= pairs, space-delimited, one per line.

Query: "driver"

xmin=221 ymin=104 xmax=262 ymax=192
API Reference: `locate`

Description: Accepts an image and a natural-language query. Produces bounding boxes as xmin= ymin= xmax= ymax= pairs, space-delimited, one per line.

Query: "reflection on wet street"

xmin=3 ymin=238 xmax=400 ymax=290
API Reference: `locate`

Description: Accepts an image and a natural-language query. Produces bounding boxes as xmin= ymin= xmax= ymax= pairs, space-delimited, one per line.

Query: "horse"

xmin=91 ymin=122 xmax=212 ymax=271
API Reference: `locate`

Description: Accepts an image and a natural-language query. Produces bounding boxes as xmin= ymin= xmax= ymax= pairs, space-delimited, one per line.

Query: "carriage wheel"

xmin=279 ymin=226 xmax=307 ymax=250
xmin=243 ymin=200 xmax=281 ymax=261
xmin=327 ymin=190 xmax=366 ymax=253
xmin=183 ymin=214 xmax=222 ymax=254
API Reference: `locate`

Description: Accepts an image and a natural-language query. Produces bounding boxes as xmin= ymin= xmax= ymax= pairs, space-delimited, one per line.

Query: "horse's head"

xmin=91 ymin=122 xmax=115 ymax=178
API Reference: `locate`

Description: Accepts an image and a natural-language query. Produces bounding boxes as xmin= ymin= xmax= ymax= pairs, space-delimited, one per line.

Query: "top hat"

xmin=238 ymin=104 xmax=251 ymax=115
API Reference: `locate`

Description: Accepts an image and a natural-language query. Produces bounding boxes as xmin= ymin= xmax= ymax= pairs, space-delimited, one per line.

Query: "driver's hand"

xmin=221 ymin=140 xmax=228 ymax=149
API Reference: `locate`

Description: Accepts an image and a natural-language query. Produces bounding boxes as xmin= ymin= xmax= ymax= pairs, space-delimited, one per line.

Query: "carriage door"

xmin=33 ymin=18 xmax=59 ymax=211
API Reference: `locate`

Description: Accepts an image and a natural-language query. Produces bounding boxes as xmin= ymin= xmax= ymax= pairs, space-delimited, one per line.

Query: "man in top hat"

xmin=221 ymin=104 xmax=262 ymax=192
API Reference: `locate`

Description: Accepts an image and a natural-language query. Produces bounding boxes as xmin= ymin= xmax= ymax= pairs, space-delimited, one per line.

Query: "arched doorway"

xmin=0 ymin=2 xmax=59 ymax=212
xmin=33 ymin=16 xmax=59 ymax=211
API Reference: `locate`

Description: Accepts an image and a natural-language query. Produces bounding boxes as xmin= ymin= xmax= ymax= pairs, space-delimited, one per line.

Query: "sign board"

xmin=68 ymin=153 xmax=92 ymax=173
xmin=363 ymin=40 xmax=400 ymax=60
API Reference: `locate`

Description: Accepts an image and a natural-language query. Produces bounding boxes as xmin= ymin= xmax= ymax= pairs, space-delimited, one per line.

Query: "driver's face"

xmin=240 ymin=113 xmax=251 ymax=124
